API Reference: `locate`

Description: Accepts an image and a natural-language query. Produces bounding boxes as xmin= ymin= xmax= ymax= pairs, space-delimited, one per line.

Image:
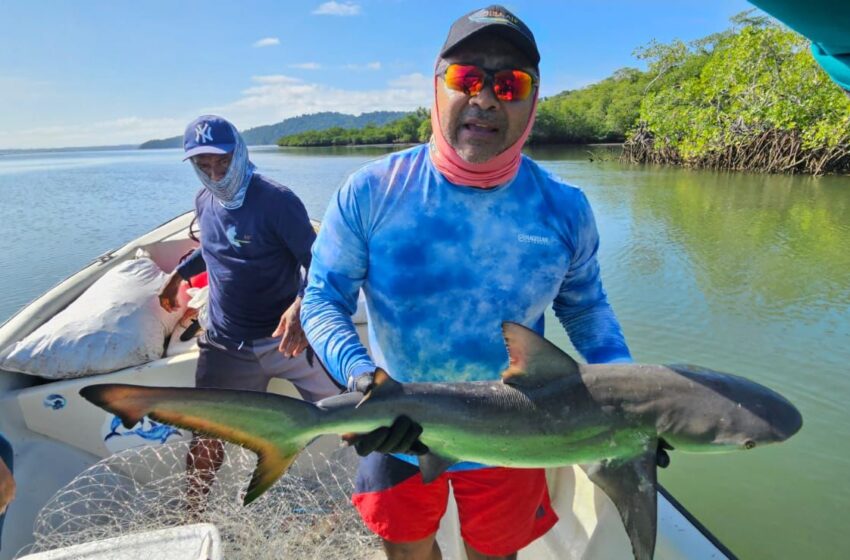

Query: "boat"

xmin=0 ymin=211 xmax=736 ymax=559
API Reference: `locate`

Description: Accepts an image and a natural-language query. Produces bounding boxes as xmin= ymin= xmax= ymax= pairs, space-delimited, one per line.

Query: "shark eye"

xmin=744 ymin=440 xmax=756 ymax=450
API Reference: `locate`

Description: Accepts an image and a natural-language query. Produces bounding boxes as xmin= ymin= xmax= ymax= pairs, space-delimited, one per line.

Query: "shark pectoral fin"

xmin=316 ymin=392 xmax=363 ymax=411
xmin=500 ymin=322 xmax=581 ymax=389
xmin=582 ymin=450 xmax=658 ymax=560
xmin=418 ymin=452 xmax=457 ymax=484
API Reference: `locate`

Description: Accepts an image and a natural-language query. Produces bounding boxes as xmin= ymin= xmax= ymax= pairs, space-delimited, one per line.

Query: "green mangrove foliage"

xmin=530 ymin=68 xmax=650 ymax=144
xmin=277 ymin=109 xmax=431 ymax=146
xmin=623 ymin=13 xmax=850 ymax=175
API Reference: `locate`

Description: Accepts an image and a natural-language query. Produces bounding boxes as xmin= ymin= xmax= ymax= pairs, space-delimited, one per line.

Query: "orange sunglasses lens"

xmin=443 ymin=64 xmax=535 ymax=102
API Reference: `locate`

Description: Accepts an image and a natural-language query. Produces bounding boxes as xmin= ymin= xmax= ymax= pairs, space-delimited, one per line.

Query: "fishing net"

xmin=20 ymin=438 xmax=382 ymax=559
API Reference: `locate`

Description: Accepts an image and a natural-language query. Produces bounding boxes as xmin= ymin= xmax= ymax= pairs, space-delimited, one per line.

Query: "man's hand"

xmin=0 ymin=456 xmax=15 ymax=515
xmin=273 ymin=297 xmax=308 ymax=357
xmin=158 ymin=271 xmax=183 ymax=313
xmin=348 ymin=415 xmax=428 ymax=456
xmin=345 ymin=372 xmax=428 ymax=456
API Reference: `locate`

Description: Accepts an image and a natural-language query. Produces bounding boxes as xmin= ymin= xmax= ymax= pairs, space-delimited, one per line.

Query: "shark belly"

xmin=325 ymin=383 xmax=654 ymax=468
xmin=420 ymin=423 xmax=653 ymax=467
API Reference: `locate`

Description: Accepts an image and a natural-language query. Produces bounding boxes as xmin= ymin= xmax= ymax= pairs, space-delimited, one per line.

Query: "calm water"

xmin=1 ymin=145 xmax=848 ymax=559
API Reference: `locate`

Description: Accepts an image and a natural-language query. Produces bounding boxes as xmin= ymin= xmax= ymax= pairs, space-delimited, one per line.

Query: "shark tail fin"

xmin=80 ymin=383 xmax=323 ymax=504
xmin=81 ymin=383 xmax=153 ymax=429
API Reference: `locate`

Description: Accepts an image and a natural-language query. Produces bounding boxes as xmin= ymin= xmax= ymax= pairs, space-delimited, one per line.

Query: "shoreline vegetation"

xmin=620 ymin=12 xmax=850 ymax=175
xmin=276 ymin=12 xmax=850 ymax=176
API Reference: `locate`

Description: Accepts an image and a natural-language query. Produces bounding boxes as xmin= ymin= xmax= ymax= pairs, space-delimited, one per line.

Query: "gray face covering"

xmin=190 ymin=124 xmax=256 ymax=209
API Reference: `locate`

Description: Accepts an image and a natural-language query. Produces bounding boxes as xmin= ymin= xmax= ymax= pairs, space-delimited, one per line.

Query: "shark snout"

xmin=743 ymin=396 xmax=803 ymax=449
xmin=771 ymin=400 xmax=803 ymax=442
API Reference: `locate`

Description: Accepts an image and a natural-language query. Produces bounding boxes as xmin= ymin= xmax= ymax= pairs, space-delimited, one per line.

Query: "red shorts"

xmin=351 ymin=453 xmax=558 ymax=556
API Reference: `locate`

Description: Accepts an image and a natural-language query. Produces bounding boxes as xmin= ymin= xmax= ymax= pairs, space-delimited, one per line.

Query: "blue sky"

xmin=0 ymin=0 xmax=755 ymax=149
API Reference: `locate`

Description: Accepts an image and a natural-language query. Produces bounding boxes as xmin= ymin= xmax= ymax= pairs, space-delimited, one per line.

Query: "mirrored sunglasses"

xmin=442 ymin=64 xmax=537 ymax=102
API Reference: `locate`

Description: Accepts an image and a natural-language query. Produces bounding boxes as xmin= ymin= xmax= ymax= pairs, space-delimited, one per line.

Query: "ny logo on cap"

xmin=195 ymin=123 xmax=214 ymax=144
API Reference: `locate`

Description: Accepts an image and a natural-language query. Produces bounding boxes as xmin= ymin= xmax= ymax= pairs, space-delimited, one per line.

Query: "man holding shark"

xmin=301 ymin=5 xmax=634 ymax=559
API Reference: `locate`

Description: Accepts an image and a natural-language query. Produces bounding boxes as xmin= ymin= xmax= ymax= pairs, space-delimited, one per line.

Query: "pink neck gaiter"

xmin=429 ymin=77 xmax=538 ymax=189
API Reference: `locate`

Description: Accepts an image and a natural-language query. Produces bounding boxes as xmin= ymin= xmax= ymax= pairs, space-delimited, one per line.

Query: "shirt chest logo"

xmin=225 ymin=225 xmax=251 ymax=248
xmin=517 ymin=233 xmax=554 ymax=246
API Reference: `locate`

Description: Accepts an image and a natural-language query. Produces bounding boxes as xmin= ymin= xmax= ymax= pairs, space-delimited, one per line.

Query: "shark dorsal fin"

xmin=500 ymin=322 xmax=580 ymax=388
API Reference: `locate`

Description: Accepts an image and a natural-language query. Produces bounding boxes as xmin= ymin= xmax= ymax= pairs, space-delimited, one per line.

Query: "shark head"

xmin=657 ymin=364 xmax=803 ymax=452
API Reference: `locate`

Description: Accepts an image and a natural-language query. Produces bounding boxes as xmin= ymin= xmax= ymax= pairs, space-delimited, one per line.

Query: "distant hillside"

xmin=139 ymin=111 xmax=410 ymax=149
xmin=278 ymin=109 xmax=431 ymax=147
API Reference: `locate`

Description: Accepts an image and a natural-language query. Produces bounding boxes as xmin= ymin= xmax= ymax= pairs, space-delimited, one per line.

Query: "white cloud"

xmin=0 ymin=116 xmax=186 ymax=150
xmin=345 ymin=61 xmax=381 ymax=71
xmin=290 ymin=62 xmax=322 ymax=70
xmin=312 ymin=1 xmax=360 ymax=16
xmin=250 ymin=75 xmax=302 ymax=85
xmin=0 ymin=72 xmax=432 ymax=149
xmin=388 ymin=73 xmax=431 ymax=89
xmin=252 ymin=37 xmax=280 ymax=48
xmin=204 ymin=73 xmax=431 ymax=128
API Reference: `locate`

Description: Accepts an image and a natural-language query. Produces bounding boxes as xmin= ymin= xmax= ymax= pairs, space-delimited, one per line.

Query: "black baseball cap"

xmin=440 ymin=5 xmax=540 ymax=67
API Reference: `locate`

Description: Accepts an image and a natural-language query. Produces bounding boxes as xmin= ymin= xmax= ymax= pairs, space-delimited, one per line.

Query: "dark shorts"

xmin=352 ymin=453 xmax=558 ymax=556
xmin=196 ymin=333 xmax=341 ymax=402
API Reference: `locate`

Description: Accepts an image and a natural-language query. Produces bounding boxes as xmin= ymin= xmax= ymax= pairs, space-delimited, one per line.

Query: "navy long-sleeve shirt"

xmin=176 ymin=174 xmax=316 ymax=344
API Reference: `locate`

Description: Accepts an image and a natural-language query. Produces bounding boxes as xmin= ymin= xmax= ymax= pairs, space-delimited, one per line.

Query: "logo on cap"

xmin=195 ymin=123 xmax=214 ymax=144
xmin=470 ymin=7 xmax=520 ymax=29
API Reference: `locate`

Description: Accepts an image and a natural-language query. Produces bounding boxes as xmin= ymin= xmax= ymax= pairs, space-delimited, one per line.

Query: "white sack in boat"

xmin=0 ymin=257 xmax=183 ymax=379
xmin=186 ymin=285 xmax=210 ymax=331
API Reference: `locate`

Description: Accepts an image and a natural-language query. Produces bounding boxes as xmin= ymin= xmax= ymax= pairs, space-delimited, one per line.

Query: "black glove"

xmin=347 ymin=372 xmax=428 ymax=456
xmin=656 ymin=438 xmax=673 ymax=468
xmin=349 ymin=415 xmax=428 ymax=456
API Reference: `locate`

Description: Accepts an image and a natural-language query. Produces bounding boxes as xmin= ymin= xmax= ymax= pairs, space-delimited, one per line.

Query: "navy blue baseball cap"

xmin=182 ymin=115 xmax=237 ymax=160
xmin=440 ymin=5 xmax=539 ymax=67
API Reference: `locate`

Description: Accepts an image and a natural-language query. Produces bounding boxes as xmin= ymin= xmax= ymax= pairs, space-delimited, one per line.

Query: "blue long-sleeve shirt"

xmin=302 ymin=144 xmax=631 ymax=389
xmin=176 ymin=173 xmax=316 ymax=345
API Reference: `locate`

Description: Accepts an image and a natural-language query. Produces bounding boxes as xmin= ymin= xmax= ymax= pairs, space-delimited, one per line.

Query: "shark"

xmin=80 ymin=322 xmax=802 ymax=560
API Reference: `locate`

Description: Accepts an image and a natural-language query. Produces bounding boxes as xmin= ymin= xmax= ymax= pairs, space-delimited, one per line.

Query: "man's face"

xmin=437 ymin=34 xmax=537 ymax=163
xmin=193 ymin=153 xmax=232 ymax=181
